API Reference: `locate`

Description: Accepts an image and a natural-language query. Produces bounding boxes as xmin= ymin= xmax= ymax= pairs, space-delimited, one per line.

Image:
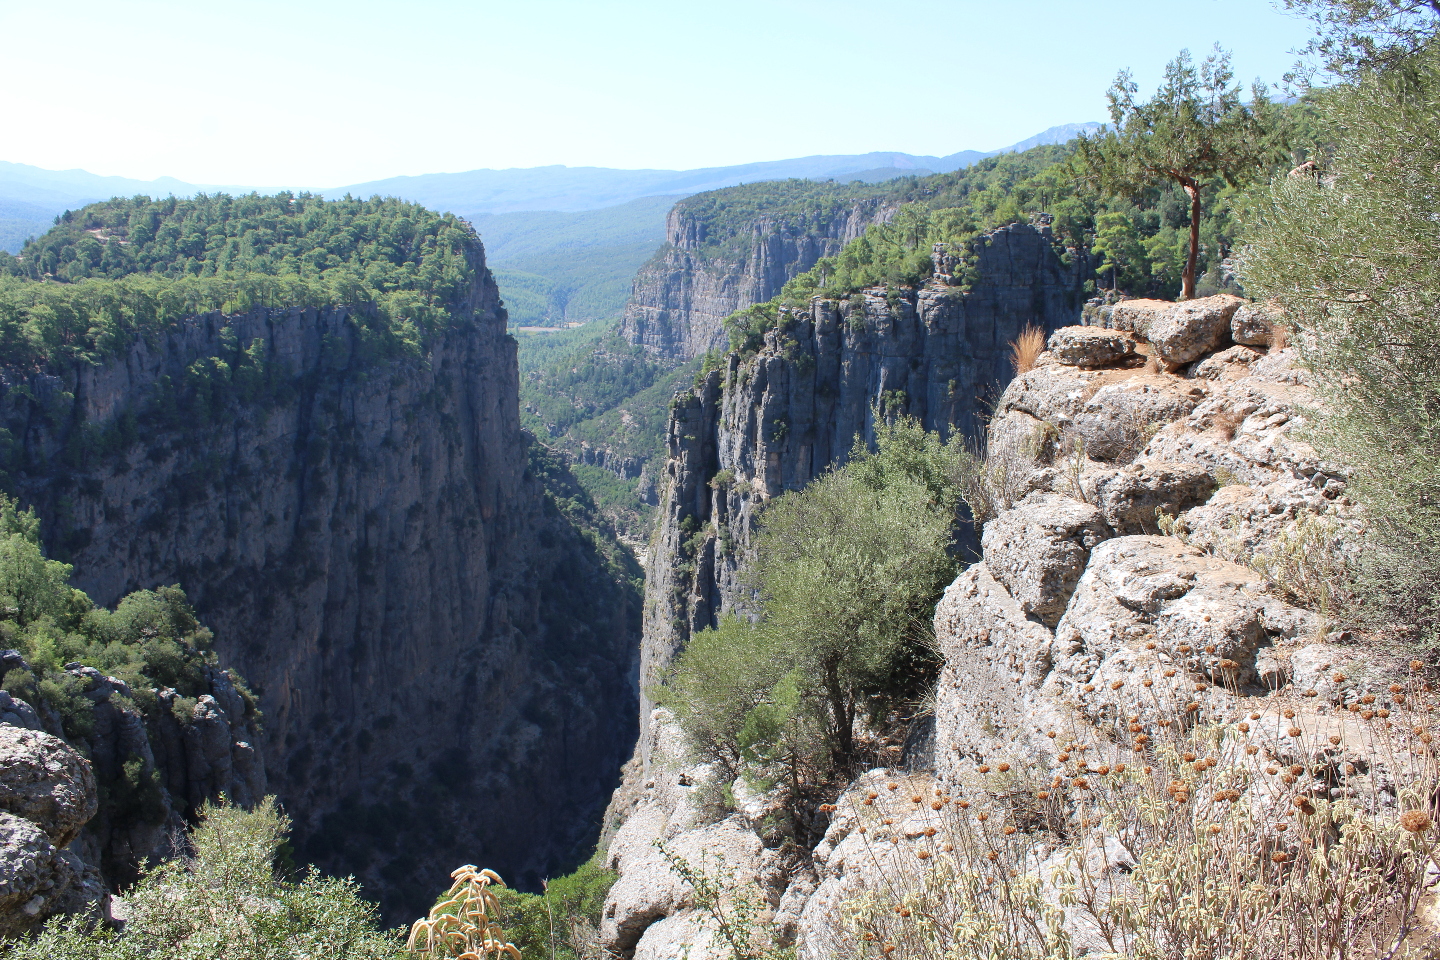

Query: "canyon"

xmin=0 ymin=237 xmax=639 ymax=920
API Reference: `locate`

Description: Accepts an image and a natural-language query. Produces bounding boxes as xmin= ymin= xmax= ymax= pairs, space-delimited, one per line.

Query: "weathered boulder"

xmin=932 ymin=565 xmax=1066 ymax=780
xmin=0 ymin=693 xmax=41 ymax=732
xmin=0 ymin=728 xmax=102 ymax=937
xmin=603 ymin=817 xmax=763 ymax=955
xmin=1107 ymin=299 xmax=1172 ymax=337
xmin=1049 ymin=537 xmax=1279 ymax=725
xmin=0 ymin=728 xmax=97 ymax=848
xmin=1089 ymin=460 xmax=1216 ymax=535
xmin=1047 ymin=326 xmax=1136 ymax=368
xmin=1071 ymin=376 xmax=1208 ymax=461
xmin=1147 ymin=295 xmax=1243 ymax=365
xmin=1190 ymin=344 xmax=1264 ymax=382
xmin=982 ymin=494 xmax=1112 ymax=626
xmin=1231 ymin=302 xmax=1277 ymax=346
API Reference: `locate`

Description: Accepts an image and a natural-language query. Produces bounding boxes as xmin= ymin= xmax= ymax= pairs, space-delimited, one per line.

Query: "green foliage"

xmin=515 ymin=319 xmax=697 ymax=539
xmin=1076 ymin=46 xmax=1282 ymax=298
xmin=1284 ymin=0 xmax=1440 ymax=77
xmin=4 ymin=798 xmax=404 ymax=959
xmin=488 ymin=854 xmax=617 ymax=960
xmin=0 ymin=192 xmax=478 ymax=368
xmin=657 ymin=417 xmax=964 ymax=819
xmin=1241 ymin=39 xmax=1440 ymax=647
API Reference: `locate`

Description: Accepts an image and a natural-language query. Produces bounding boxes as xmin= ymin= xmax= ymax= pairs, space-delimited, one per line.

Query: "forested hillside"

xmin=0 ymin=191 xmax=640 ymax=921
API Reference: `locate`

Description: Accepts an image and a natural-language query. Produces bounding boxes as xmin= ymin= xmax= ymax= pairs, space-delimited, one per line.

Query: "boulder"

xmin=932 ymin=564 xmax=1067 ymax=782
xmin=1049 ymin=537 xmax=1280 ymax=724
xmin=1147 ymin=295 xmax=1243 ymax=365
xmin=0 ymin=728 xmax=102 ymax=937
xmin=1107 ymin=299 xmax=1172 ymax=337
xmin=982 ymin=494 xmax=1112 ymax=627
xmin=1047 ymin=326 xmax=1137 ymax=369
xmin=1231 ymin=303 xmax=1277 ymax=346
xmin=602 ymin=817 xmax=763 ymax=954
xmin=1190 ymin=345 xmax=1263 ymax=382
xmin=0 ymin=728 xmax=97 ymax=848
xmin=1072 ymin=376 xmax=1208 ymax=461
xmin=1089 ymin=460 xmax=1216 ymax=535
xmin=0 ymin=693 xmax=41 ymax=732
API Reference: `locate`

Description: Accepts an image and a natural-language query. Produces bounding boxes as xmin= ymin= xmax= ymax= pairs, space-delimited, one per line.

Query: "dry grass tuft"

xmin=1010 ymin=325 xmax=1047 ymax=376
xmin=1212 ymin=409 xmax=1247 ymax=440
xmin=408 ymin=866 xmax=521 ymax=959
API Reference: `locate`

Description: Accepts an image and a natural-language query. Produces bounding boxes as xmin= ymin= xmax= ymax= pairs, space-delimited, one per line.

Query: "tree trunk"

xmin=1183 ymin=181 xmax=1201 ymax=300
xmin=825 ymin=658 xmax=851 ymax=762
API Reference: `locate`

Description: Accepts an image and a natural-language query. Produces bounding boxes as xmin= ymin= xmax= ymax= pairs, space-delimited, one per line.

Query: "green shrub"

xmin=657 ymin=417 xmax=964 ymax=829
xmin=4 ymin=799 xmax=403 ymax=959
xmin=1242 ymin=39 xmax=1440 ymax=648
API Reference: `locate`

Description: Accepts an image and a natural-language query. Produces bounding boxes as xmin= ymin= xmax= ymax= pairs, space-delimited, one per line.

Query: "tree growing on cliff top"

xmin=1077 ymin=46 xmax=1279 ymax=300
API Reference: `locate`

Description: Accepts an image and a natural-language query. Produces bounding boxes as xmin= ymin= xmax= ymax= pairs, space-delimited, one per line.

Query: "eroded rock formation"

xmin=638 ymin=224 xmax=1084 ymax=744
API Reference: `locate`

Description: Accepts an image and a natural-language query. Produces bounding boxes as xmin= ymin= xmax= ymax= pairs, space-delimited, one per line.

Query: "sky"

xmin=0 ymin=0 xmax=1317 ymax=188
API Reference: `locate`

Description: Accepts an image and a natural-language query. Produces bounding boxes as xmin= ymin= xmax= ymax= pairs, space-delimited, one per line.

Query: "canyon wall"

xmin=0 ymin=243 xmax=639 ymax=919
xmin=620 ymin=197 xmax=897 ymax=360
xmin=637 ymin=223 xmax=1085 ymax=743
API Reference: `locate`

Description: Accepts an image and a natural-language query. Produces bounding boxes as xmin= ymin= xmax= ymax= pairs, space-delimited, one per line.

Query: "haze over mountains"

xmin=0 ymin=122 xmax=1099 ymax=323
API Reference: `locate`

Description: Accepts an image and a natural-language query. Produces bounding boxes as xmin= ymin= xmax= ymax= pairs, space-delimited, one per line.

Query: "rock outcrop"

xmin=620 ymin=196 xmax=898 ymax=360
xmin=0 ymin=237 xmax=639 ymax=918
xmin=0 ymin=727 xmax=103 ymax=938
xmin=602 ymin=290 xmax=1389 ymax=958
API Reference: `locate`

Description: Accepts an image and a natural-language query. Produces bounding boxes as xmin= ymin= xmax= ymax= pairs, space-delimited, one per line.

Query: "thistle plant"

xmin=407 ymin=866 xmax=521 ymax=960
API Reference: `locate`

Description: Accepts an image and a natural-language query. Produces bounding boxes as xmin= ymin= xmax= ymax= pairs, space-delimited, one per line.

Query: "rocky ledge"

xmin=600 ymin=295 xmax=1407 ymax=959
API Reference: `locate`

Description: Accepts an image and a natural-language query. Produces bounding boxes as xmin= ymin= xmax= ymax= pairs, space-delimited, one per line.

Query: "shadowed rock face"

xmin=0 ymin=240 xmax=639 ymax=920
xmin=637 ymin=223 xmax=1085 ymax=753
xmin=620 ymin=198 xmax=897 ymax=360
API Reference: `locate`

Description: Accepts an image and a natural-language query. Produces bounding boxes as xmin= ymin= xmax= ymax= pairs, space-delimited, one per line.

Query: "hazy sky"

xmin=0 ymin=0 xmax=1316 ymax=187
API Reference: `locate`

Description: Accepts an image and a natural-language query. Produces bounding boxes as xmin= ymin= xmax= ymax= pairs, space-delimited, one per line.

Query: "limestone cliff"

xmin=620 ymin=194 xmax=898 ymax=360
xmin=638 ymin=223 xmax=1084 ymax=742
xmin=599 ymin=296 xmax=1405 ymax=960
xmin=0 ymin=241 xmax=639 ymax=918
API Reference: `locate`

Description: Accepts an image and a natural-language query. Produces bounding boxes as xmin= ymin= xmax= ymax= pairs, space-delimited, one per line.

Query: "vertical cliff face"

xmin=637 ymin=224 xmax=1082 ymax=748
xmin=0 ymin=248 xmax=639 ymax=918
xmin=620 ymin=198 xmax=897 ymax=360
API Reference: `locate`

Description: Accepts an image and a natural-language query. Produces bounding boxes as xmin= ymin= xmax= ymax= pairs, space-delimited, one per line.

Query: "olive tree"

xmin=1241 ymin=41 xmax=1440 ymax=646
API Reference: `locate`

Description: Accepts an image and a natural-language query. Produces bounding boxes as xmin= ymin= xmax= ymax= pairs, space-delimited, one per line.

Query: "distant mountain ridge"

xmin=322 ymin=124 xmax=1101 ymax=216
xmin=0 ymin=123 xmax=1100 ymax=253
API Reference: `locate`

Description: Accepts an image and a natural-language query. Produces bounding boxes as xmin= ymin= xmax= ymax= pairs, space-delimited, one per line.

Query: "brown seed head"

xmin=916 ymin=849 xmax=931 ymax=860
xmin=887 ymin=782 xmax=898 ymax=791
xmin=1333 ymin=672 xmax=1347 ymax=683
xmin=1246 ymin=745 xmax=1259 ymax=755
xmin=1413 ymin=660 xmax=1425 ymax=672
xmin=1392 ymin=684 xmax=1404 ymax=694
xmin=1328 ymin=735 xmax=1341 ymax=746
xmin=1206 ymin=645 xmax=1218 ymax=654
xmin=998 ymin=762 xmax=1011 ymax=772
xmin=1164 ymin=670 xmax=1177 ymax=678
xmin=1402 ymin=810 xmax=1432 ymax=833
xmin=1037 ymin=791 xmax=1050 ymax=800
xmin=1283 ymin=708 xmax=1296 ymax=719
xmin=1272 ymin=851 xmax=1288 ymax=863
xmin=1003 ymin=825 xmax=1017 ymax=836
xmin=1238 ymin=722 xmax=1250 ymax=733
xmin=1288 ymin=727 xmax=1303 ymax=738
xmin=978 ymin=765 xmax=991 ymax=774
